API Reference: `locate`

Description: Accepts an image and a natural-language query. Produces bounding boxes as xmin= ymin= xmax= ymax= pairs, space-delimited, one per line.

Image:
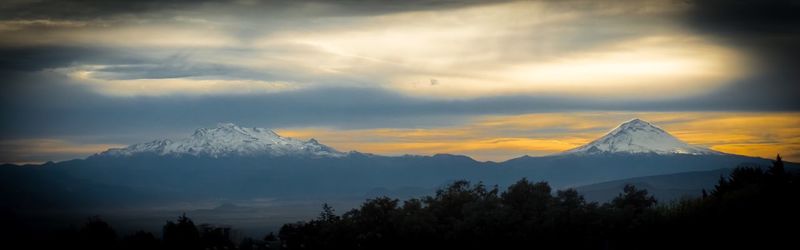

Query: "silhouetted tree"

xmin=239 ymin=237 xmax=257 ymax=250
xmin=546 ymin=188 xmax=600 ymax=249
xmin=78 ymin=216 xmax=117 ymax=250
xmin=502 ymin=178 xmax=552 ymax=219
xmin=163 ymin=214 xmax=200 ymax=250
xmin=348 ymin=197 xmax=399 ymax=247
xmin=611 ymin=184 xmax=657 ymax=212
xmin=499 ymin=178 xmax=553 ymax=244
xmin=263 ymin=232 xmax=277 ymax=241
xmin=767 ymin=154 xmax=790 ymax=187
xmin=279 ymin=222 xmax=305 ymax=249
xmin=122 ymin=230 xmax=160 ymax=250
xmin=319 ymin=203 xmax=339 ymax=223
xmin=198 ymin=224 xmax=235 ymax=249
xmin=769 ymin=154 xmax=786 ymax=176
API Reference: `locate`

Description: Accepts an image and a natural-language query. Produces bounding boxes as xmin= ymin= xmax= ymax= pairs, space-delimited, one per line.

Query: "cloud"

xmin=0 ymin=0 xmax=747 ymax=99
xmin=2 ymin=69 xmax=797 ymax=144
xmin=0 ymin=0 xmax=798 ymax=163
xmin=0 ymin=0 xmax=509 ymax=21
xmin=64 ymin=66 xmax=298 ymax=96
xmin=248 ymin=1 xmax=742 ymax=99
xmin=3 ymin=75 xmax=798 ymax=164
xmin=0 ymin=20 xmax=238 ymax=48
xmin=680 ymin=0 xmax=800 ymax=108
xmin=388 ymin=36 xmax=742 ymax=99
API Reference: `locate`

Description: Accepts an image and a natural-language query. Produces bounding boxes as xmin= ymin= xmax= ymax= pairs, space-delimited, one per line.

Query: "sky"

xmin=1 ymin=0 xmax=799 ymax=163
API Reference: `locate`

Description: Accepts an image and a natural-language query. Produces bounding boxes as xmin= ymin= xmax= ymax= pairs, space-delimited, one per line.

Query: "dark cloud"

xmin=0 ymin=0 xmax=507 ymax=21
xmin=683 ymin=0 xmax=800 ymax=109
xmin=0 ymin=46 xmax=125 ymax=72
xmin=88 ymin=57 xmax=272 ymax=81
xmin=1 ymin=64 xmax=795 ymax=144
xmin=1 ymin=0 xmax=798 ymax=146
xmin=685 ymin=0 xmax=800 ymax=38
xmin=0 ymin=46 xmax=280 ymax=83
xmin=684 ymin=0 xmax=800 ymax=70
xmin=0 ymin=0 xmax=212 ymax=20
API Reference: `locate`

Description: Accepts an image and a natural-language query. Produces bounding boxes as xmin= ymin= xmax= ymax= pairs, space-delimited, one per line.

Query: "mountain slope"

xmin=561 ymin=118 xmax=721 ymax=155
xmin=575 ymin=168 xmax=733 ymax=203
xmin=99 ymin=123 xmax=344 ymax=158
xmin=2 ymin=119 xmax=795 ymax=240
xmin=3 ymin=120 xmax=788 ymax=206
xmin=500 ymin=153 xmax=768 ymax=187
xmin=575 ymin=163 xmax=800 ymax=203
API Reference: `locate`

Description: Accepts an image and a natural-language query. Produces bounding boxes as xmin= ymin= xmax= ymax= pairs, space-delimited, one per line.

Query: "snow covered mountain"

xmin=561 ymin=118 xmax=722 ymax=155
xmin=99 ymin=123 xmax=345 ymax=158
xmin=10 ymin=119 xmax=782 ymax=213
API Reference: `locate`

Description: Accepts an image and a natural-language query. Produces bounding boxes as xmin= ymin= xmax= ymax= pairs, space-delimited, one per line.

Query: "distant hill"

xmin=575 ymin=168 xmax=733 ymax=203
xmin=1 ymin=120 xmax=789 ymax=210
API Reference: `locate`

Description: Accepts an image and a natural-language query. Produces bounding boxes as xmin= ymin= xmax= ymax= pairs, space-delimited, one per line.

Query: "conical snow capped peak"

xmin=561 ymin=118 xmax=721 ymax=156
xmin=100 ymin=123 xmax=344 ymax=158
xmin=605 ymin=118 xmax=667 ymax=137
xmin=617 ymin=118 xmax=650 ymax=129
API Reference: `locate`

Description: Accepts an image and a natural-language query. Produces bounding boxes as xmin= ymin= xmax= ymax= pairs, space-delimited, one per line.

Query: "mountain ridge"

xmin=560 ymin=118 xmax=722 ymax=156
xmin=94 ymin=119 xmax=729 ymax=163
xmin=98 ymin=123 xmax=345 ymax=158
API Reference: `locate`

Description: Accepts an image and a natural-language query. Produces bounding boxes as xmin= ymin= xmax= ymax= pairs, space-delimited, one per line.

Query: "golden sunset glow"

xmin=3 ymin=0 xmax=800 ymax=244
xmin=1 ymin=0 xmax=797 ymax=165
xmin=0 ymin=139 xmax=125 ymax=164
xmin=6 ymin=113 xmax=797 ymax=165
xmin=278 ymin=112 xmax=800 ymax=162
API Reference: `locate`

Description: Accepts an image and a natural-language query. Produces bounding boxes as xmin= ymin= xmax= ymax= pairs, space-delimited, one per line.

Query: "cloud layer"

xmin=0 ymin=0 xmax=749 ymax=98
xmin=1 ymin=0 xmax=798 ymax=163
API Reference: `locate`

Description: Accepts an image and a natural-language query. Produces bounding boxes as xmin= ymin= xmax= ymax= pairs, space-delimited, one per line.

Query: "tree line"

xmin=7 ymin=155 xmax=797 ymax=249
xmin=18 ymin=213 xmax=277 ymax=250
xmin=278 ymin=155 xmax=798 ymax=249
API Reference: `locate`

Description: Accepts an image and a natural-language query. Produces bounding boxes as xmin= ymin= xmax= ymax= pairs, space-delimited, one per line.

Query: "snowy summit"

xmin=561 ymin=118 xmax=721 ymax=156
xmin=99 ymin=123 xmax=344 ymax=158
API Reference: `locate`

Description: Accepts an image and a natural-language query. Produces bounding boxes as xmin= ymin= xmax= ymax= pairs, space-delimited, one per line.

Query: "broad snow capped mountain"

xmin=99 ymin=123 xmax=345 ymax=158
xmin=561 ymin=118 xmax=722 ymax=155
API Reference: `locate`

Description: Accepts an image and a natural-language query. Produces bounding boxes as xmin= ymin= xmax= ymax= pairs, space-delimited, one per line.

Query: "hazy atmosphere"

xmin=2 ymin=0 xmax=799 ymax=164
xmin=2 ymin=1 xmax=800 ymax=249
